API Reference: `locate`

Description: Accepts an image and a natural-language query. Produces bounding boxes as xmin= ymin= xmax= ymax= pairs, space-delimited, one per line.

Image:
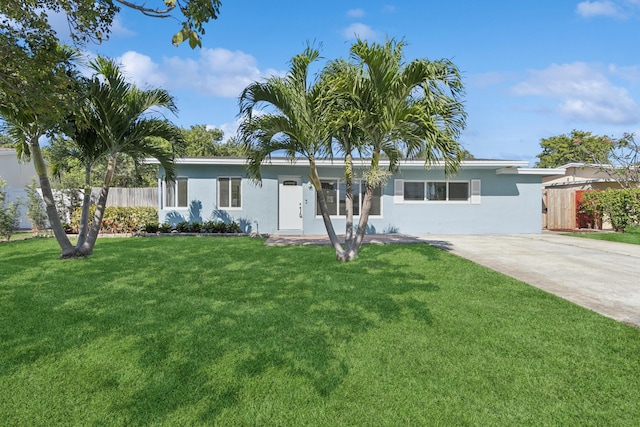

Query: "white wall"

xmin=0 ymin=150 xmax=39 ymax=229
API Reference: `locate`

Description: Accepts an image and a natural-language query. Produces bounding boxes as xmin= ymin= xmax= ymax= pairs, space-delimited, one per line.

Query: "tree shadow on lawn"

xmin=0 ymin=238 xmax=443 ymax=424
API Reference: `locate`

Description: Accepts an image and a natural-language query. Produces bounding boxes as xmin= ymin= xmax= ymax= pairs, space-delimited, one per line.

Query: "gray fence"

xmin=91 ymin=187 xmax=158 ymax=208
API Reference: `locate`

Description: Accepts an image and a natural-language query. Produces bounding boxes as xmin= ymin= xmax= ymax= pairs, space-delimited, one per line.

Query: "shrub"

xmin=169 ymin=220 xmax=242 ymax=234
xmin=228 ymin=221 xmax=241 ymax=233
xmin=0 ymin=180 xmax=21 ymax=241
xmin=70 ymin=206 xmax=158 ymax=234
xmin=212 ymin=222 xmax=228 ymax=233
xmin=202 ymin=220 xmax=216 ymax=233
xmin=25 ymin=179 xmax=47 ymax=235
xmin=159 ymin=222 xmax=171 ymax=233
xmin=144 ymin=222 xmax=159 ymax=233
xmin=581 ymin=189 xmax=640 ymax=232
xmin=176 ymin=221 xmax=190 ymax=233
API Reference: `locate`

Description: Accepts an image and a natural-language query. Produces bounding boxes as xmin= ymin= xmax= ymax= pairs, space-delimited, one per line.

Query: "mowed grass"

xmin=568 ymin=225 xmax=640 ymax=245
xmin=1 ymin=237 xmax=639 ymax=425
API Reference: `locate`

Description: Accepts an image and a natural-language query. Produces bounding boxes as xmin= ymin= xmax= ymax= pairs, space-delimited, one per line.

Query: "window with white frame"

xmin=218 ymin=177 xmax=242 ymax=208
xmin=165 ymin=177 xmax=188 ymax=208
xmin=400 ymin=180 xmax=471 ymax=202
xmin=316 ymin=179 xmax=382 ymax=216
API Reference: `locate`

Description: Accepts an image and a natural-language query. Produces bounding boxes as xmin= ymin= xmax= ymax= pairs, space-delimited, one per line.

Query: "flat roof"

xmin=145 ymin=157 xmax=532 ymax=170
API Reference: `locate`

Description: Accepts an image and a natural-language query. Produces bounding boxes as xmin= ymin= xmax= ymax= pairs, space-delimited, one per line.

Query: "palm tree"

xmin=239 ymin=46 xmax=349 ymax=259
xmin=337 ymin=39 xmax=467 ymax=260
xmin=240 ymin=41 xmax=466 ymax=262
xmin=0 ymin=47 xmax=79 ymax=256
xmin=319 ymin=58 xmax=367 ymax=251
xmin=73 ymin=56 xmax=182 ymax=256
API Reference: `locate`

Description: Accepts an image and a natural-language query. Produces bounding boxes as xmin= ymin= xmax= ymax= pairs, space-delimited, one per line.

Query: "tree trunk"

xmin=344 ymin=153 xmax=354 ymax=253
xmin=308 ymin=159 xmax=346 ymax=260
xmin=345 ymin=151 xmax=380 ymax=261
xmin=29 ymin=136 xmax=76 ymax=257
xmin=78 ymin=154 xmax=117 ymax=256
xmin=76 ymin=165 xmax=92 ymax=248
xmin=347 ymin=182 xmax=374 ymax=261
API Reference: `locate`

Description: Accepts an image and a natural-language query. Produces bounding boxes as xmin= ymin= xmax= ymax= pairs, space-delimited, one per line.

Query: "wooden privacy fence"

xmin=91 ymin=187 xmax=157 ymax=207
xmin=543 ymin=187 xmax=599 ymax=231
xmin=544 ymin=187 xmax=577 ymax=230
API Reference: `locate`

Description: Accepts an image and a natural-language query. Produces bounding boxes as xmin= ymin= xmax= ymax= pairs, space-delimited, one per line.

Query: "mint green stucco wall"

xmin=158 ymin=163 xmax=543 ymax=235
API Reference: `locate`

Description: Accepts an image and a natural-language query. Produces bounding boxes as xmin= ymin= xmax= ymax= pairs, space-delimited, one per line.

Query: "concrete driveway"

xmin=420 ymin=233 xmax=640 ymax=327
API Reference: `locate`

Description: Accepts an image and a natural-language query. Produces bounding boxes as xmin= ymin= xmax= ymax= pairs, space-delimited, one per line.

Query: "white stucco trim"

xmin=496 ymin=167 xmax=565 ymax=176
xmin=144 ymin=156 xmax=533 ymax=170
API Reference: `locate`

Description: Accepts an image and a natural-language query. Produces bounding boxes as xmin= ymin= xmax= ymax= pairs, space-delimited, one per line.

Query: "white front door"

xmin=278 ymin=178 xmax=303 ymax=230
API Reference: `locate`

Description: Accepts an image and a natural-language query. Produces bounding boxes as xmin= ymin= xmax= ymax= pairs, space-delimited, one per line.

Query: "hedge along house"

xmin=149 ymin=157 xmax=564 ymax=235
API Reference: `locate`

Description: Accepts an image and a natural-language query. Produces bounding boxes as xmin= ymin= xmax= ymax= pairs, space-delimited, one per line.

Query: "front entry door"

xmin=278 ymin=178 xmax=303 ymax=230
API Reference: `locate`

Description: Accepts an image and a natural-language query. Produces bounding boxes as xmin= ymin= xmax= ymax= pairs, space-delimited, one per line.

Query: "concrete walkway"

xmin=420 ymin=233 xmax=640 ymax=327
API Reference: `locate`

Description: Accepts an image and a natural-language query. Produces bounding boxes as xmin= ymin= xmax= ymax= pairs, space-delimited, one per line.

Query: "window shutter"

xmin=394 ymin=179 xmax=404 ymax=204
xmin=471 ymin=179 xmax=481 ymax=204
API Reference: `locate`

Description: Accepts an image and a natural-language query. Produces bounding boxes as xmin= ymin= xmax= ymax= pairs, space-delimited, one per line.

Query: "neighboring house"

xmin=0 ymin=149 xmax=38 ymax=229
xmin=150 ymin=157 xmax=564 ymax=235
xmin=542 ymin=163 xmax=629 ymax=230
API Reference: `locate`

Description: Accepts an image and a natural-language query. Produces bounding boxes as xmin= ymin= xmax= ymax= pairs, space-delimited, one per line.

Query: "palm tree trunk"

xmin=29 ymin=136 xmax=76 ymax=257
xmin=346 ymin=150 xmax=380 ymax=261
xmin=309 ymin=159 xmax=346 ymax=260
xmin=344 ymin=152 xmax=354 ymax=252
xmin=79 ymin=154 xmax=116 ymax=256
xmin=348 ymin=182 xmax=374 ymax=260
xmin=76 ymin=165 xmax=92 ymax=248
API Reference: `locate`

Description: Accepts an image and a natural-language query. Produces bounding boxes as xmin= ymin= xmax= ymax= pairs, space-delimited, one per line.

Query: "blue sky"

xmin=55 ymin=0 xmax=640 ymax=164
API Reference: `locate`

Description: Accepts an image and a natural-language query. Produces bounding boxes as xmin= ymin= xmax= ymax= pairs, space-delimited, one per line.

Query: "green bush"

xmin=159 ymin=222 xmax=171 ymax=233
xmin=70 ymin=206 xmax=158 ymax=234
xmin=202 ymin=220 xmax=216 ymax=233
xmin=0 ymin=180 xmax=21 ymax=241
xmin=144 ymin=222 xmax=159 ymax=233
xmin=25 ymin=179 xmax=47 ymax=234
xmin=581 ymin=189 xmax=640 ymax=232
xmin=176 ymin=221 xmax=190 ymax=233
xmin=166 ymin=220 xmax=242 ymax=234
xmin=228 ymin=221 xmax=241 ymax=233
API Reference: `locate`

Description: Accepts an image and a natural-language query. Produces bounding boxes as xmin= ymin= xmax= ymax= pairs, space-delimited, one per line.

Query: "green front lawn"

xmin=1 ymin=237 xmax=639 ymax=425
xmin=568 ymin=225 xmax=640 ymax=245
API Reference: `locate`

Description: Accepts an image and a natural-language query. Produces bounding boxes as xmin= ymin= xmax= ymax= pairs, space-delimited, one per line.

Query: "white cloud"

xmin=341 ymin=23 xmax=379 ymax=40
xmin=512 ymin=62 xmax=640 ymax=124
xmin=608 ymin=64 xmax=640 ymax=84
xmin=117 ymin=48 xmax=282 ymax=98
xmin=576 ymin=1 xmax=620 ymax=17
xmin=347 ymin=8 xmax=365 ymax=18
xmin=215 ymin=118 xmax=242 ymax=141
xmin=118 ymin=51 xmax=169 ymax=87
xmin=576 ymin=0 xmax=640 ymax=18
xmin=110 ymin=17 xmax=136 ymax=38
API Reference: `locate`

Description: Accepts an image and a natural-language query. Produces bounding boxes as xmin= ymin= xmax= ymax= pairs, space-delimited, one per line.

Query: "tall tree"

xmin=319 ymin=58 xmax=367 ymax=248
xmin=328 ymin=39 xmax=467 ymax=260
xmin=240 ymin=41 xmax=467 ymax=261
xmin=535 ymin=130 xmax=612 ymax=168
xmin=587 ymin=132 xmax=639 ymax=189
xmin=180 ymin=124 xmax=244 ymax=157
xmin=47 ymin=135 xmax=159 ymax=188
xmin=72 ymin=56 xmax=182 ymax=256
xmin=0 ymin=48 xmax=80 ymax=256
xmin=239 ymin=47 xmax=346 ymax=257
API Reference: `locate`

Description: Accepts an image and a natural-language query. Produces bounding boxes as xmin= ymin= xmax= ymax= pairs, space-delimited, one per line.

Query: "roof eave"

xmin=496 ymin=167 xmax=566 ymax=176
